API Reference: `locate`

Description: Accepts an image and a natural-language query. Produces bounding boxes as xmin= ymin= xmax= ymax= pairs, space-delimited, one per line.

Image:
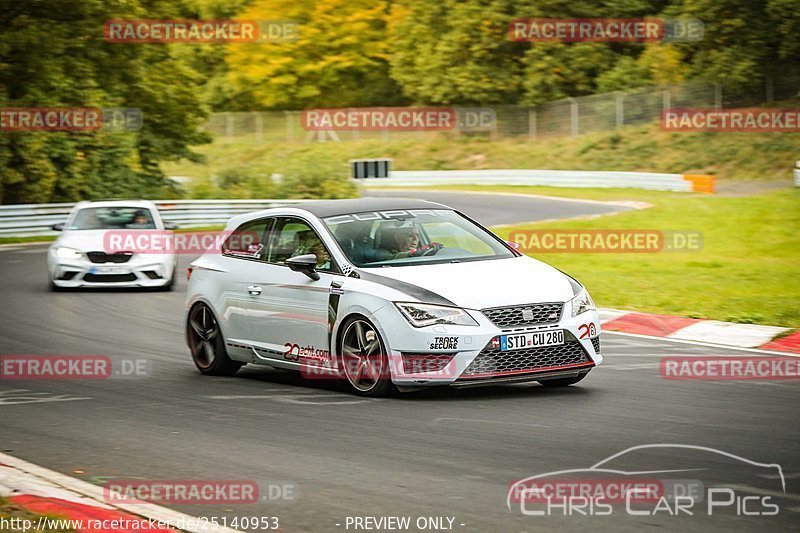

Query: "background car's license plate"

xmin=501 ymin=330 xmax=564 ymax=351
xmin=92 ymin=266 xmax=129 ymax=274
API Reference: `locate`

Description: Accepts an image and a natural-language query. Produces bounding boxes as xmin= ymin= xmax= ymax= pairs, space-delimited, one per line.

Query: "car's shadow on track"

xmin=228 ymin=366 xmax=595 ymax=401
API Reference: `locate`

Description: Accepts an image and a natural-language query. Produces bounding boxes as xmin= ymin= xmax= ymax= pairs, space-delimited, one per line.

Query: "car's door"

xmin=245 ymin=216 xmax=339 ymax=367
xmin=217 ymin=217 xmax=273 ymax=356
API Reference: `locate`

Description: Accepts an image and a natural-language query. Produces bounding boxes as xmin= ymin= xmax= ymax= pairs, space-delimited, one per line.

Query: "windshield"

xmin=69 ymin=207 xmax=157 ymax=230
xmin=324 ymin=209 xmax=515 ymax=267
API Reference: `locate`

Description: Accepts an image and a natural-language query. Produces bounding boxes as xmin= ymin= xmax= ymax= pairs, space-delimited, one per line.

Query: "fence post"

xmin=615 ymin=95 xmax=624 ymax=127
xmin=662 ymin=88 xmax=671 ymax=113
xmin=284 ymin=111 xmax=294 ymax=142
xmin=528 ymin=109 xmax=537 ymax=140
xmin=254 ymin=112 xmax=263 ymax=144
xmin=714 ymin=83 xmax=722 ymax=109
xmin=224 ymin=113 xmax=233 ymax=142
xmin=568 ymin=98 xmax=578 ymax=136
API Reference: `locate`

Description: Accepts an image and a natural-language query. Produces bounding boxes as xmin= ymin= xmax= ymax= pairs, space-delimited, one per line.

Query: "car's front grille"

xmin=592 ymin=337 xmax=600 ymax=354
xmin=481 ymin=302 xmax=563 ymax=329
xmin=459 ymin=339 xmax=591 ymax=379
xmin=83 ymin=273 xmax=137 ymax=283
xmin=86 ymin=251 xmax=133 ymax=264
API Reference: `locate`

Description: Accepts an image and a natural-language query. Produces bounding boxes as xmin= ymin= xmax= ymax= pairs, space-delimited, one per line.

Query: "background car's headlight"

xmin=395 ymin=302 xmax=478 ymax=327
xmin=570 ymin=289 xmax=596 ymax=317
xmin=55 ymin=247 xmax=82 ymax=259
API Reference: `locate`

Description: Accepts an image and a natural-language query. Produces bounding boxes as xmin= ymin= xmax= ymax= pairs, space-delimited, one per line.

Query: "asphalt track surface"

xmin=0 ymin=192 xmax=798 ymax=532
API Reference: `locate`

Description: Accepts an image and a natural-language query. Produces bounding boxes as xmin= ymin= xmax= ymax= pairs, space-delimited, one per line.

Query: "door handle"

xmin=247 ymin=285 xmax=262 ymax=295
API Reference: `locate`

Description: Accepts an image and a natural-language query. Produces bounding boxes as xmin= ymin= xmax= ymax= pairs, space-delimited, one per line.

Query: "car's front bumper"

xmin=371 ymin=304 xmax=602 ymax=387
xmin=48 ymin=250 xmax=174 ymax=288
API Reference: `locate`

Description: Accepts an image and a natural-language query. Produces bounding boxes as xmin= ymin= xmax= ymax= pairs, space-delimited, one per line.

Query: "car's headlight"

xmin=55 ymin=247 xmax=82 ymax=259
xmin=395 ymin=302 xmax=479 ymax=327
xmin=570 ymin=289 xmax=596 ymax=317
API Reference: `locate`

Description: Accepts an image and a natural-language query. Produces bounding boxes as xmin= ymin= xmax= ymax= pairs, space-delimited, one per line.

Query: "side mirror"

xmin=52 ymin=223 xmax=65 ymax=231
xmin=163 ymin=222 xmax=178 ymax=230
xmin=286 ymin=254 xmax=320 ymax=281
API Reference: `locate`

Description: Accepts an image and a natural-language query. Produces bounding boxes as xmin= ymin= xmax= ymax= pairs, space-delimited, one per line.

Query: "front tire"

xmin=187 ymin=303 xmax=242 ymax=376
xmin=338 ymin=316 xmax=393 ymax=397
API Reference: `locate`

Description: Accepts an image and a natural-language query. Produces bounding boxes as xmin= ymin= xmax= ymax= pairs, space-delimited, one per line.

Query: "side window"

xmin=266 ymin=217 xmax=335 ymax=272
xmin=221 ymin=219 xmax=270 ymax=259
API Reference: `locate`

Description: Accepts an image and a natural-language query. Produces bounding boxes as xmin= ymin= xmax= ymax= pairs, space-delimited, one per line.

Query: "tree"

xmin=388 ymin=0 xmax=524 ymax=105
xmin=224 ymin=0 xmax=404 ymax=109
xmin=0 ymin=0 xmax=211 ymax=204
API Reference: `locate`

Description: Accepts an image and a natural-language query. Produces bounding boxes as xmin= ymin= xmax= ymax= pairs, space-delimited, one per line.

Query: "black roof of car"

xmin=290 ymin=197 xmax=452 ymax=218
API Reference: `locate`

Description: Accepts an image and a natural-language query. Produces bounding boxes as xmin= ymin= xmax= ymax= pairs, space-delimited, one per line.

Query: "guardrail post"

xmin=528 ymin=109 xmax=537 ymax=140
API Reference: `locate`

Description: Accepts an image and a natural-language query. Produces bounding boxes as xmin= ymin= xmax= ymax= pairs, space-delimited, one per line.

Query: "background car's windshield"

xmin=324 ymin=209 xmax=514 ymax=267
xmin=69 ymin=207 xmax=156 ymax=230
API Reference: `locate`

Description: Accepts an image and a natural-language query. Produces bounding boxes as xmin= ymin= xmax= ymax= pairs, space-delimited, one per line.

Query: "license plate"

xmin=90 ymin=266 xmax=130 ymax=274
xmin=501 ymin=330 xmax=564 ymax=351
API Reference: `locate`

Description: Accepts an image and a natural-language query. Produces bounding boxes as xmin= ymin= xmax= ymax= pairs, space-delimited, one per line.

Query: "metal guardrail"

xmin=362 ymin=170 xmax=713 ymax=193
xmin=0 ymin=169 xmax=717 ymax=237
xmin=0 ymin=199 xmax=312 ymax=237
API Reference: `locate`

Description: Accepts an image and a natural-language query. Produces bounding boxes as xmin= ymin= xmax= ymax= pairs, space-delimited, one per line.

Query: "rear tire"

xmin=538 ymin=373 xmax=588 ymax=387
xmin=187 ymin=303 xmax=242 ymax=376
xmin=338 ymin=316 xmax=393 ymax=397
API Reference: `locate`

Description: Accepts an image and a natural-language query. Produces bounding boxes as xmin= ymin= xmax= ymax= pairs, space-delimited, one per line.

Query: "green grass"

xmin=163 ymin=122 xmax=800 ymax=193
xmin=0 ymin=498 xmax=74 ymax=532
xmin=406 ymin=185 xmax=800 ymax=327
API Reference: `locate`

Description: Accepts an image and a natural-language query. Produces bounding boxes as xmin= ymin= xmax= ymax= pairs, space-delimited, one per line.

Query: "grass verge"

xmin=397 ymin=185 xmax=799 ymax=327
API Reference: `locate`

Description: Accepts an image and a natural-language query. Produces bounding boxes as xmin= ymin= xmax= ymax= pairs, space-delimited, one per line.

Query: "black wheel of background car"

xmin=187 ymin=303 xmax=242 ymax=376
xmin=339 ymin=316 xmax=392 ymax=397
xmin=538 ymin=373 xmax=588 ymax=387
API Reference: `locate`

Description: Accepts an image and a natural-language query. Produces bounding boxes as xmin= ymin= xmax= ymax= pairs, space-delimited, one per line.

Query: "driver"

xmin=389 ymin=227 xmax=443 ymax=258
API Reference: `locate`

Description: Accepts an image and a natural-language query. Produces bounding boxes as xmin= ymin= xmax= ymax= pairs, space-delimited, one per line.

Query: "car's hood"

xmin=360 ymin=255 xmax=575 ymax=309
xmin=51 ymin=230 xmax=112 ymax=252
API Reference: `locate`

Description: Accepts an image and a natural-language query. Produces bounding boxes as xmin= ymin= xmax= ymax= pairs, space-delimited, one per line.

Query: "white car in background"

xmin=47 ymin=200 xmax=177 ymax=290
xmin=185 ymin=198 xmax=602 ymax=396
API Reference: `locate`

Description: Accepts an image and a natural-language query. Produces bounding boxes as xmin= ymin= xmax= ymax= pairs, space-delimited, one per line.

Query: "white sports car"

xmin=47 ymin=200 xmax=177 ymax=290
xmin=185 ymin=198 xmax=602 ymax=395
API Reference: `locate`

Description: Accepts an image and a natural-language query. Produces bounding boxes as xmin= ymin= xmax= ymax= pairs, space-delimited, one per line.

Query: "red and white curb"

xmin=598 ymin=308 xmax=799 ymax=353
xmin=0 ymin=453 xmax=239 ymax=533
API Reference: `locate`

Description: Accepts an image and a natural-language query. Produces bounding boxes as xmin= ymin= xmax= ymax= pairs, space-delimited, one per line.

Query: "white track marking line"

xmin=603 ymin=331 xmax=800 ymax=357
xmin=0 ymin=452 xmax=241 ymax=533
